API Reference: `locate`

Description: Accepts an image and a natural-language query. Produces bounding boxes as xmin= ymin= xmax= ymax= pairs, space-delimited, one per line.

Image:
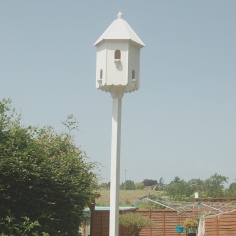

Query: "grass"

xmin=96 ymin=189 xmax=151 ymax=206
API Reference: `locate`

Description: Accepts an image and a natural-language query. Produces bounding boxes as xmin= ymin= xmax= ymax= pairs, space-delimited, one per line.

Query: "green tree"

xmin=0 ymin=99 xmax=98 ymax=236
xmin=134 ymin=182 xmax=145 ymax=190
xmin=188 ymin=178 xmax=204 ymax=193
xmin=124 ymin=180 xmax=135 ymax=190
xmin=164 ymin=179 xmax=193 ymax=201
xmin=170 ymin=176 xmax=181 ymax=184
xmin=158 ymin=177 xmax=165 ymax=189
xmin=203 ymin=173 xmax=228 ymax=197
xmin=142 ymin=179 xmax=157 ymax=186
xmin=225 ymin=182 xmax=236 ymax=197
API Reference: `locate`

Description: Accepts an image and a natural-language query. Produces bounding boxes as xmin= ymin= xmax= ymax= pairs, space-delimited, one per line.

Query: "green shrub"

xmin=0 ymin=99 xmax=98 ymax=235
xmin=119 ymin=212 xmax=154 ymax=236
xmin=0 ymin=214 xmax=49 ymax=236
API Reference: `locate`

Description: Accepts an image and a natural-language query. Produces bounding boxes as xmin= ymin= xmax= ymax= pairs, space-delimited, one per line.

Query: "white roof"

xmin=94 ymin=12 xmax=145 ymax=47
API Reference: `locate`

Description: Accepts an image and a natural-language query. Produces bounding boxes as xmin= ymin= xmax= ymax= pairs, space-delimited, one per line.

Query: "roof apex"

xmin=94 ymin=12 xmax=145 ymax=47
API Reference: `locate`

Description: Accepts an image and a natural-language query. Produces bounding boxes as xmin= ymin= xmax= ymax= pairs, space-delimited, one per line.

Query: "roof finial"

xmin=117 ymin=12 xmax=123 ymax=19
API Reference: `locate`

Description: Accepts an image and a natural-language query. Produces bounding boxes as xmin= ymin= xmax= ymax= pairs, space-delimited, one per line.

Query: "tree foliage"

xmin=163 ymin=173 xmax=229 ymax=201
xmin=158 ymin=177 xmax=165 ymax=189
xmin=164 ymin=179 xmax=194 ymax=201
xmin=188 ymin=178 xmax=204 ymax=193
xmin=119 ymin=212 xmax=154 ymax=236
xmin=124 ymin=180 xmax=135 ymax=190
xmin=0 ymin=99 xmax=98 ymax=235
xmin=134 ymin=182 xmax=145 ymax=190
xmin=0 ymin=215 xmax=45 ymax=236
xmin=203 ymin=173 xmax=228 ymax=197
xmin=170 ymin=176 xmax=181 ymax=184
xmin=142 ymin=179 xmax=157 ymax=187
xmin=226 ymin=182 xmax=236 ymax=197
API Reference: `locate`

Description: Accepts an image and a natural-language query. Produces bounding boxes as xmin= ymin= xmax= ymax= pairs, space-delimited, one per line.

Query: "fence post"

xmin=164 ymin=210 xmax=166 ymax=236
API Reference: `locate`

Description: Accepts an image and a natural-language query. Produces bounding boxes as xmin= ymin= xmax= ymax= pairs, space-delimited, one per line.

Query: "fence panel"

xmin=91 ymin=206 xmax=236 ymax=235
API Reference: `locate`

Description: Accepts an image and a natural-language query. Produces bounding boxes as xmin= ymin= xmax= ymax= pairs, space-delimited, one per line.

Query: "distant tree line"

xmin=98 ymin=173 xmax=236 ymax=200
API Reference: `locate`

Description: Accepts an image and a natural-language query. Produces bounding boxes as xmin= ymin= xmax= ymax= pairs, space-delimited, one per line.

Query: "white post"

xmin=109 ymin=91 xmax=123 ymax=236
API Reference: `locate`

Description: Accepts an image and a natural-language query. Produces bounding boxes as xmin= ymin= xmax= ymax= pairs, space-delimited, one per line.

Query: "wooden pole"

xmin=109 ymin=91 xmax=123 ymax=236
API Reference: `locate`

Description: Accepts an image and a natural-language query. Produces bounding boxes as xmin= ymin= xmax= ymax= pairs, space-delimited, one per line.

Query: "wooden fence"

xmin=137 ymin=209 xmax=236 ymax=236
xmin=90 ymin=208 xmax=134 ymax=236
xmin=90 ymin=207 xmax=236 ymax=235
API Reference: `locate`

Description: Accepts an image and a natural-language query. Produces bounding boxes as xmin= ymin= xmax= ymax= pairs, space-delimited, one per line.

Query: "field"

xmin=95 ymin=190 xmax=151 ymax=206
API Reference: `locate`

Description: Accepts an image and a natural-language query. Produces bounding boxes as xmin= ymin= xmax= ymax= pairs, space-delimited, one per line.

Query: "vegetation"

xmin=121 ymin=180 xmax=135 ymax=190
xmin=183 ymin=217 xmax=198 ymax=230
xmin=0 ymin=215 xmax=47 ymax=236
xmin=97 ymin=173 xmax=235 ymax=207
xmin=0 ymin=99 xmax=98 ymax=235
xmin=96 ymin=190 xmax=146 ymax=207
xmin=119 ymin=212 xmax=154 ymax=236
xmin=134 ymin=182 xmax=145 ymax=190
xmin=203 ymin=173 xmax=228 ymax=197
xmin=142 ymin=179 xmax=157 ymax=187
xmin=226 ymin=182 xmax=236 ymax=196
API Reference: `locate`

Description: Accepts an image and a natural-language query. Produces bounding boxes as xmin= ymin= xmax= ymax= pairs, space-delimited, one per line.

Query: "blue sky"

xmin=1 ymin=1 xmax=236 ymax=185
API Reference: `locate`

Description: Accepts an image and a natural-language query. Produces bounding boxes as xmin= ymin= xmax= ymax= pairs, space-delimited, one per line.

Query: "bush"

xmin=0 ymin=99 xmax=98 ymax=235
xmin=183 ymin=218 xmax=198 ymax=230
xmin=0 ymin=214 xmax=48 ymax=236
xmin=119 ymin=212 xmax=154 ymax=236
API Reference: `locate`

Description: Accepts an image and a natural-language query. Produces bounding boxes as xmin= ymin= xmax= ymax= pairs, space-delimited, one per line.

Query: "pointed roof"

xmin=94 ymin=12 xmax=145 ymax=47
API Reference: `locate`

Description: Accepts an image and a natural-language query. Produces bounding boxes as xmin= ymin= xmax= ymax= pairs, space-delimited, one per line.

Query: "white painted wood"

xmin=109 ymin=91 xmax=123 ymax=236
xmin=94 ymin=12 xmax=144 ymax=236
xmin=94 ymin=12 xmax=145 ymax=47
xmin=95 ymin=12 xmax=144 ymax=94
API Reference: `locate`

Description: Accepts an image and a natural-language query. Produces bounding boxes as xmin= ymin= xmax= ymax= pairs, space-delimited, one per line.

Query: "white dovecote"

xmin=94 ymin=12 xmax=145 ymax=94
xmin=94 ymin=12 xmax=145 ymax=236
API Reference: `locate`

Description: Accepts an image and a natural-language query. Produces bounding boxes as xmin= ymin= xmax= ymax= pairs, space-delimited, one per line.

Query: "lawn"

xmin=96 ymin=190 xmax=150 ymax=206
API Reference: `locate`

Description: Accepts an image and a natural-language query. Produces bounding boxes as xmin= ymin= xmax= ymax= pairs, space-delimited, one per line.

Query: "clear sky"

xmin=1 ymin=1 xmax=236 ymax=185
